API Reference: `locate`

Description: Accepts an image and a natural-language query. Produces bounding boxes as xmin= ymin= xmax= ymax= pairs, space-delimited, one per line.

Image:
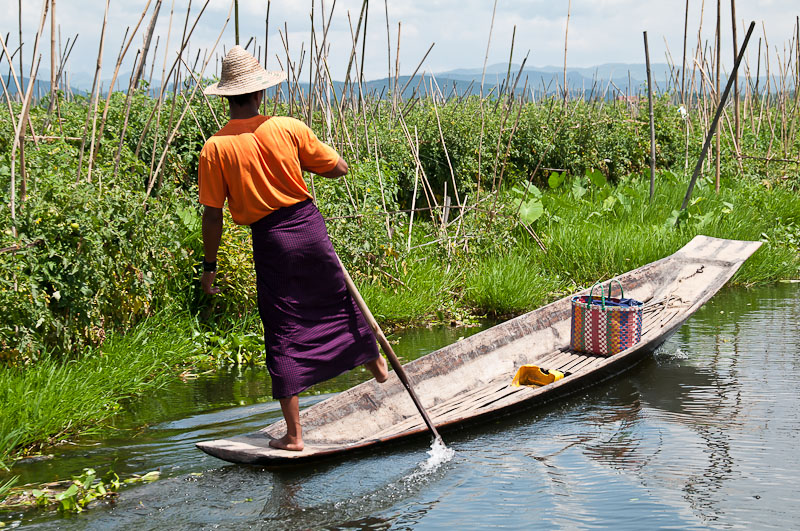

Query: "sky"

xmin=3 ymin=0 xmax=799 ymax=88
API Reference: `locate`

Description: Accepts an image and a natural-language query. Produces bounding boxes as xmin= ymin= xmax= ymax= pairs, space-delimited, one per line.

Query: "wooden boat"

xmin=197 ymin=235 xmax=761 ymax=466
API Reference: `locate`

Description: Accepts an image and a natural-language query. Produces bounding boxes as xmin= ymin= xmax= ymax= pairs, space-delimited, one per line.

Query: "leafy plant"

xmin=1 ymin=468 xmax=160 ymax=513
xmin=511 ymin=182 xmax=544 ymax=224
xmin=548 ymin=171 xmax=566 ymax=189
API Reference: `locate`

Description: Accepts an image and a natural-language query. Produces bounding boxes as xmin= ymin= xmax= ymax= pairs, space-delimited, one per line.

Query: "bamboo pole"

xmin=714 ymin=0 xmax=721 ymax=192
xmin=681 ymin=0 xmax=689 ymax=104
xmin=234 ymin=0 xmax=239 ymax=45
xmin=147 ymin=36 xmax=159 ymax=93
xmin=490 ymin=52 xmax=528 ymax=191
xmin=397 ymin=42 xmax=435 ymax=105
xmin=48 ymin=35 xmax=77 ymax=135
xmin=754 ymin=37 xmax=763 ymax=144
xmin=692 ymin=0 xmax=707 ymax=114
xmin=47 ymin=0 xmax=56 ymax=116
xmin=644 ymin=31 xmax=656 ymax=200
xmin=762 ymin=24 xmax=773 ymax=172
xmin=374 ymin=141 xmax=391 ymax=239
xmin=430 ymin=77 xmax=461 ymax=207
xmin=319 ymin=54 xmax=357 ymax=157
xmin=178 ymin=54 xmax=221 ymax=128
xmin=359 ymin=0 xmax=368 ymax=113
xmin=76 ymin=0 xmax=109 ymax=182
xmin=680 ymin=21 xmax=755 ymax=215
xmin=477 ymin=0 xmax=498 ymax=201
xmin=9 ymin=53 xmax=41 ymax=236
xmin=145 ymin=0 xmax=175 ymax=163
xmin=788 ymin=16 xmax=800 ymax=153
xmin=308 ymin=0 xmax=315 ymax=125
xmin=263 ymin=0 xmax=270 ymax=115
xmin=0 ymin=38 xmax=24 ymax=101
xmin=384 ymin=0 xmax=391 ymax=97
xmin=112 ymin=49 xmax=140 ymax=180
xmin=0 ymin=39 xmax=27 ymax=208
xmin=743 ymin=32 xmax=755 ymax=135
xmin=731 ymin=0 xmax=740 ymax=151
xmin=283 ymin=23 xmax=293 ymax=115
xmin=166 ymin=0 xmax=194 ymax=140
xmin=132 ymin=0 xmax=162 ymax=89
xmin=83 ymin=0 xmax=110 ymax=184
xmin=500 ymin=26 xmax=516 ymax=100
xmin=563 ymin=0 xmax=571 ymax=103
xmin=1 ymin=68 xmax=19 ymax=229
xmin=181 ymin=91 xmax=206 ymax=142
xmin=18 ymin=0 xmax=23 ymax=95
xmin=341 ymin=0 xmax=367 ymax=107
xmin=407 ymin=127 xmax=420 ymax=251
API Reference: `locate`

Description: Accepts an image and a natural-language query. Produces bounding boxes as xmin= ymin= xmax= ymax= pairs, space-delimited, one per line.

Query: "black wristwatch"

xmin=202 ymin=259 xmax=218 ymax=272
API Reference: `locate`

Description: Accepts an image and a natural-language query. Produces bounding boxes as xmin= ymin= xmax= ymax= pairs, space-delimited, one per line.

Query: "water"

xmin=3 ymin=285 xmax=799 ymax=529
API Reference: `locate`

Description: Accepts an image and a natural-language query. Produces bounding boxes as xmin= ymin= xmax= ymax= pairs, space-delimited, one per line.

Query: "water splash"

xmin=670 ymin=347 xmax=689 ymax=360
xmin=407 ymin=438 xmax=455 ymax=480
xmin=655 ymin=340 xmax=689 ymax=361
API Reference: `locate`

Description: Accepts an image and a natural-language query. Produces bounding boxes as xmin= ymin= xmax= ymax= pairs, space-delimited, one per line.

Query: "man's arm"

xmin=315 ymin=156 xmax=348 ymax=178
xmin=201 ymin=206 xmax=223 ymax=295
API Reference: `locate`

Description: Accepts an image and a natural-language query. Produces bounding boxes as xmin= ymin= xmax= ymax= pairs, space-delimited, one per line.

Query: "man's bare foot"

xmin=365 ymin=356 xmax=389 ymax=383
xmin=269 ymin=433 xmax=304 ymax=451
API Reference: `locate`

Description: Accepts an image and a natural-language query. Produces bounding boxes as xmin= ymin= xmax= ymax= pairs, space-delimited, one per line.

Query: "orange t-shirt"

xmin=198 ymin=115 xmax=340 ymax=225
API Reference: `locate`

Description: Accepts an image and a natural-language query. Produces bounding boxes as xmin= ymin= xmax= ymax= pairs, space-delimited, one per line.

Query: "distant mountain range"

xmin=371 ymin=62 xmax=677 ymax=99
xmin=3 ymin=61 xmax=789 ymax=100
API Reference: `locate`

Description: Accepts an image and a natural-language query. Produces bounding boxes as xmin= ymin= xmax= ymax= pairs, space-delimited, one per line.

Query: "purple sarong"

xmin=251 ymin=199 xmax=379 ymax=398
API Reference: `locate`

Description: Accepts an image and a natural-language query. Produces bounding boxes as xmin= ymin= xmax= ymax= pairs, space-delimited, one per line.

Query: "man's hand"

xmin=316 ymin=156 xmax=348 ymax=178
xmin=201 ymin=271 xmax=220 ymax=295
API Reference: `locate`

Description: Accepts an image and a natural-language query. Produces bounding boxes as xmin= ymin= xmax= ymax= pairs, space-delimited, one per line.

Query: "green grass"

xmin=358 ymin=261 xmax=458 ymax=322
xmin=0 ymin=310 xmax=197 ymax=469
xmin=462 ymin=250 xmax=563 ymax=317
xmin=362 ymin=176 xmax=800 ymax=321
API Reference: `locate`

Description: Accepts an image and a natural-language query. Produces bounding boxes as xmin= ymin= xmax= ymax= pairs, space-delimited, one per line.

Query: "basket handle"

xmin=588 ymin=281 xmax=606 ymax=309
xmin=606 ymin=279 xmax=624 ymax=299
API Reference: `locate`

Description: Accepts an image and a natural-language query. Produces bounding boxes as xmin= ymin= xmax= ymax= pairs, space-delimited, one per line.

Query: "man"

xmin=198 ymin=46 xmax=388 ymax=452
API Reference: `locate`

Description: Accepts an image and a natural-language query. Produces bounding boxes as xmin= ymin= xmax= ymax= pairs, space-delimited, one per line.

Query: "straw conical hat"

xmin=204 ymin=45 xmax=286 ymax=96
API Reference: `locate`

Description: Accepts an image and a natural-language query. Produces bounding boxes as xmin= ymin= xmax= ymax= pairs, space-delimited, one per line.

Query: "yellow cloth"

xmin=511 ymin=365 xmax=564 ymax=387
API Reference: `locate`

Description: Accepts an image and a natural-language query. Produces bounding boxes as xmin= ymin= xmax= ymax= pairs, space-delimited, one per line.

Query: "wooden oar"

xmin=337 ymin=256 xmax=444 ymax=444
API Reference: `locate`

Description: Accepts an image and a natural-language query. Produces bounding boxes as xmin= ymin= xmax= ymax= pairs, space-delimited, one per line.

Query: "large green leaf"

xmin=586 ymin=168 xmax=607 ymax=188
xmin=548 ymin=171 xmax=566 ymax=189
xmin=517 ymin=182 xmax=542 ymax=198
xmin=519 ymin=198 xmax=544 ymax=224
xmin=55 ymin=483 xmax=79 ymax=502
xmin=571 ymin=179 xmax=587 ymax=199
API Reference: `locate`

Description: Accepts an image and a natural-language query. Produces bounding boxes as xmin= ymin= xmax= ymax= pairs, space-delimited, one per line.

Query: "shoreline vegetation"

xmin=2 ymin=2 xmax=800 ymax=497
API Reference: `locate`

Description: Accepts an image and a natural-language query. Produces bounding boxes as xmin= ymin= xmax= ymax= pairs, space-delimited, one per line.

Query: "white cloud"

xmin=1 ymin=0 xmax=797 ymax=86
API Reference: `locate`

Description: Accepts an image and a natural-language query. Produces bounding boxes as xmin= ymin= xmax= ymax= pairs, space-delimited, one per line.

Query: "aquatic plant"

xmin=0 ymin=468 xmax=160 ymax=513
